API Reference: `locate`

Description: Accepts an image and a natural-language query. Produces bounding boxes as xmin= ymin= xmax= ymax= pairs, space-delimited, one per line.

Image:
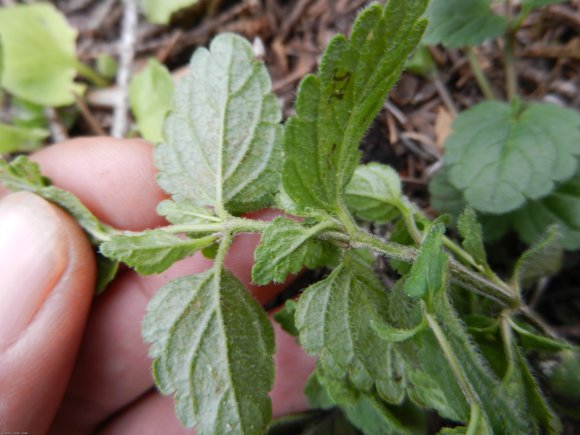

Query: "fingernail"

xmin=0 ymin=192 xmax=68 ymax=348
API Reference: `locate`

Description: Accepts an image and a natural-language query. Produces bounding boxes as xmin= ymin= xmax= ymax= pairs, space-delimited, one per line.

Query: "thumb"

xmin=0 ymin=192 xmax=96 ymax=433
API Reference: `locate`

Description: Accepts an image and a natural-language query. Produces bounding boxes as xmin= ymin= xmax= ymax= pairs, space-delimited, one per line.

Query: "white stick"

xmin=111 ymin=0 xmax=138 ymax=138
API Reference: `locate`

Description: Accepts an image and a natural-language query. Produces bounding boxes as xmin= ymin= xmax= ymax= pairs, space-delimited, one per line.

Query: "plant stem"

xmin=426 ymin=312 xmax=478 ymax=404
xmin=504 ymin=0 xmax=518 ymax=101
xmin=466 ymin=47 xmax=496 ymax=100
xmin=335 ymin=200 xmax=359 ymax=237
xmin=466 ymin=403 xmax=483 ymax=435
xmin=75 ymin=61 xmax=109 ymax=88
xmin=500 ymin=312 xmax=516 ymax=385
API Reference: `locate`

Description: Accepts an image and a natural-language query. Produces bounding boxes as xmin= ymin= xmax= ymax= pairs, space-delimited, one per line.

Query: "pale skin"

xmin=0 ymin=137 xmax=316 ymax=434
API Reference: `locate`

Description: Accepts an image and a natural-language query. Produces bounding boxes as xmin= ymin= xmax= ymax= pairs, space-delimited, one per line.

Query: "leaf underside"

xmin=156 ymin=33 xmax=283 ymax=215
xmin=143 ymin=269 xmax=275 ymax=434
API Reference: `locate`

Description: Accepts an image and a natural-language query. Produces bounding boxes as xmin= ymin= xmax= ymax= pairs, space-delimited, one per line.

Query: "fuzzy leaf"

xmin=295 ymin=255 xmax=402 ymax=402
xmin=515 ymin=348 xmax=562 ymax=434
xmin=273 ymin=299 xmax=299 ymax=337
xmin=423 ymin=0 xmax=507 ymax=48
xmin=129 ymin=58 xmax=174 ymax=143
xmin=345 ymin=163 xmax=402 ymax=223
xmin=444 ymin=102 xmax=580 ymax=214
xmin=156 ymin=199 xmax=219 ymax=225
xmin=512 ymin=225 xmax=562 ymax=289
xmin=252 ymin=217 xmax=338 ymax=285
xmin=0 ymin=123 xmax=48 ymax=153
xmin=458 ymin=207 xmax=489 ymax=269
xmin=283 ymin=0 xmax=427 ymax=211
xmin=139 ymin=0 xmax=199 ymax=24
xmin=143 ymin=269 xmax=275 ymax=433
xmin=100 ymin=231 xmax=216 ymax=275
xmin=0 ymin=4 xmax=80 ymax=106
xmin=426 ymin=295 xmax=530 ymax=433
xmin=157 ymin=33 xmax=283 ymax=215
xmin=511 ymin=174 xmax=580 ymax=250
xmin=0 ymin=156 xmax=115 ymax=243
xmin=404 ymin=224 xmax=448 ymax=299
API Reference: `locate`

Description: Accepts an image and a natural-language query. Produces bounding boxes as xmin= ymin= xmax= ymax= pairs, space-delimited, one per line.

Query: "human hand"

xmin=0 ymin=137 xmax=316 ymax=434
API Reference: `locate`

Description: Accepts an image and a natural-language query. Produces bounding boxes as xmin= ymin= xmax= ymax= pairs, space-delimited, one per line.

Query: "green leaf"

xmin=282 ymin=0 xmax=427 ymax=211
xmin=444 ymin=101 xmax=580 ymax=214
xmin=423 ymin=0 xmax=507 ymax=48
xmin=512 ymin=225 xmax=562 ymax=289
xmin=100 ymin=231 xmax=216 ymax=275
xmin=295 ymin=255 xmax=404 ymax=403
xmin=404 ymin=223 xmax=448 ymax=299
xmin=342 ymin=394 xmax=409 ymax=435
xmin=307 ymin=370 xmax=417 ymax=435
xmin=0 ymin=3 xmax=80 ymax=106
xmin=156 ymin=199 xmax=219 ymax=225
xmin=344 ymin=163 xmax=402 ymax=223
xmin=273 ymin=299 xmax=299 ymax=337
xmin=509 ymin=320 xmax=571 ymax=352
xmin=0 ymin=122 xmax=48 ymax=153
xmin=143 ymin=269 xmax=275 ymax=433
xmin=156 ymin=33 xmax=283 ymax=215
xmin=95 ymin=255 xmax=120 ymax=294
xmin=511 ymin=174 xmax=580 ymax=250
xmin=429 ymin=167 xmax=466 ymax=217
xmin=139 ymin=0 xmax=199 ymax=24
xmin=10 ymin=97 xmax=48 ymax=130
xmin=0 ymin=156 xmax=115 ymax=243
xmin=425 ymin=295 xmax=530 ymax=434
xmin=129 ymin=58 xmax=174 ymax=143
xmin=544 ymin=350 xmax=580 ymax=400
xmin=457 ymin=207 xmax=489 ymax=269
xmin=252 ymin=217 xmax=338 ymax=285
xmin=515 ymin=348 xmax=562 ymax=434
xmin=372 ymin=314 xmax=427 ymax=342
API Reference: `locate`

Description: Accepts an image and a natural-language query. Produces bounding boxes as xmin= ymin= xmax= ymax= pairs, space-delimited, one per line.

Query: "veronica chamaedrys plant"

xmin=1 ymin=1 xmax=576 ymax=434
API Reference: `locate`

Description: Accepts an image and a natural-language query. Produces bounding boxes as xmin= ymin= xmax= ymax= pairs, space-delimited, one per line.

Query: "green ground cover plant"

xmin=1 ymin=0 xmax=579 ymax=434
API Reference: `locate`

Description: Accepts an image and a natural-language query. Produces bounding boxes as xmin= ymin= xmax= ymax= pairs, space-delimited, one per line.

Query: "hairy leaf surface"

xmin=295 ymin=254 xmax=403 ymax=402
xmin=129 ymin=58 xmax=174 ymax=143
xmin=444 ymin=102 xmax=580 ymax=214
xmin=143 ymin=269 xmax=275 ymax=434
xmin=345 ymin=163 xmax=402 ymax=223
xmin=0 ymin=4 xmax=80 ymax=106
xmin=157 ymin=199 xmax=219 ymax=225
xmin=426 ymin=295 xmax=530 ymax=433
xmin=252 ymin=217 xmax=338 ymax=285
xmin=458 ymin=207 xmax=489 ymax=269
xmin=512 ymin=225 xmax=562 ymax=289
xmin=283 ymin=0 xmax=427 ymax=211
xmin=404 ymin=224 xmax=447 ymax=299
xmin=0 ymin=156 xmax=115 ymax=243
xmin=423 ymin=0 xmax=507 ymax=48
xmin=101 ymin=231 xmax=216 ymax=275
xmin=157 ymin=33 xmax=283 ymax=215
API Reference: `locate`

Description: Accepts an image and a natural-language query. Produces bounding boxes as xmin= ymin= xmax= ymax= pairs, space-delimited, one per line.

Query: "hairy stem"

xmin=351 ymin=229 xmax=519 ymax=307
xmin=426 ymin=312 xmax=478 ymax=405
xmin=504 ymin=0 xmax=518 ymax=101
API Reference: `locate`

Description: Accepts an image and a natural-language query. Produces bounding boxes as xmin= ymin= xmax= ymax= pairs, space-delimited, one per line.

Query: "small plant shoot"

xmin=1 ymin=1 xmax=578 ymax=434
